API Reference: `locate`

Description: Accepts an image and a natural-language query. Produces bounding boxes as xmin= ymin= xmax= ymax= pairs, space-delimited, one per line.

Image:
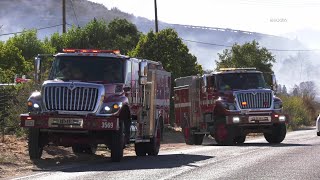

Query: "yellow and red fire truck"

xmin=174 ymin=68 xmax=288 ymax=145
xmin=20 ymin=49 xmax=171 ymax=162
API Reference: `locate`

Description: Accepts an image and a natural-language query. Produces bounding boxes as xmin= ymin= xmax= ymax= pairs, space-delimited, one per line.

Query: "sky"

xmin=89 ymin=0 xmax=320 ymax=36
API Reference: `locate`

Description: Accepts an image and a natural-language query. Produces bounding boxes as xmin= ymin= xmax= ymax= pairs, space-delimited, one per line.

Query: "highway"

xmin=13 ymin=127 xmax=320 ymax=180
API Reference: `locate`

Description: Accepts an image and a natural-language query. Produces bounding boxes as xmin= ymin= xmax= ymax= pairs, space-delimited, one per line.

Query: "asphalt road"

xmin=12 ymin=127 xmax=320 ymax=180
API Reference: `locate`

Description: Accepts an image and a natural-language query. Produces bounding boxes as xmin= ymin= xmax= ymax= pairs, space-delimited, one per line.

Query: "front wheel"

xmin=111 ymin=121 xmax=124 ymax=162
xmin=264 ymin=123 xmax=287 ymax=143
xmin=182 ymin=128 xmax=195 ymax=145
xmin=194 ymin=134 xmax=204 ymax=145
xmin=214 ymin=123 xmax=235 ymax=146
xmin=28 ymin=128 xmax=43 ymax=160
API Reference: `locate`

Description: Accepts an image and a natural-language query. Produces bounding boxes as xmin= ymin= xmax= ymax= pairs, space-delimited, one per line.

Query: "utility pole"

xmin=154 ymin=0 xmax=158 ymax=33
xmin=62 ymin=0 xmax=66 ymax=33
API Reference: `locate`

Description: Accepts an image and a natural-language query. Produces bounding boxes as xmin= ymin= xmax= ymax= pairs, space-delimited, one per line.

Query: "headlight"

xmin=274 ymin=101 xmax=283 ymax=109
xmin=221 ymin=101 xmax=237 ymax=110
xmin=27 ymin=101 xmax=42 ymax=114
xmin=27 ymin=91 xmax=42 ymax=114
xmin=100 ymin=102 xmax=122 ymax=114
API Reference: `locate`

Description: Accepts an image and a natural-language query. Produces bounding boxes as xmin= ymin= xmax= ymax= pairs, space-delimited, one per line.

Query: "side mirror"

xmin=271 ymin=74 xmax=278 ymax=92
xmin=34 ymin=56 xmax=41 ymax=84
xmin=201 ymin=75 xmax=207 ymax=93
xmin=139 ymin=61 xmax=148 ymax=77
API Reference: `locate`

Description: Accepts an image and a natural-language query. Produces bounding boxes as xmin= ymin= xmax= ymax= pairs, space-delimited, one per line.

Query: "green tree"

xmin=108 ymin=18 xmax=141 ymax=54
xmin=49 ymin=18 xmax=140 ymax=54
xmin=6 ymin=30 xmax=54 ymax=64
xmin=0 ymin=40 xmax=30 ymax=81
xmin=215 ymin=40 xmax=275 ymax=73
xmin=130 ymin=28 xmax=202 ymax=79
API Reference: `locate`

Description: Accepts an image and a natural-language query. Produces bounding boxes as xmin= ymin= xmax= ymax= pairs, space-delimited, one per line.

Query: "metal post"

xmin=154 ymin=0 xmax=159 ymax=33
xmin=62 ymin=0 xmax=66 ymax=33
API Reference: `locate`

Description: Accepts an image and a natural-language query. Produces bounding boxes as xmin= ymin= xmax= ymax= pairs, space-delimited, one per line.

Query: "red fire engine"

xmin=174 ymin=68 xmax=288 ymax=145
xmin=20 ymin=49 xmax=171 ymax=162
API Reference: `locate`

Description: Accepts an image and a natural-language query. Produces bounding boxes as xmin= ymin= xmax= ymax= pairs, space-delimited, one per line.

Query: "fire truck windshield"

xmin=49 ymin=56 xmax=124 ymax=83
xmin=217 ymin=73 xmax=268 ymax=90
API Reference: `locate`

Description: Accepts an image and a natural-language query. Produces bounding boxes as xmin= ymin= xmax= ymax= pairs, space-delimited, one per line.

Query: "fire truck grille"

xmin=43 ymin=86 xmax=99 ymax=111
xmin=236 ymin=91 xmax=272 ymax=109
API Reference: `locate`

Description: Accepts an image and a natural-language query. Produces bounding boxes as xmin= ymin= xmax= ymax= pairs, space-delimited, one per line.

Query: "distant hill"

xmin=1 ymin=0 xmax=318 ymax=89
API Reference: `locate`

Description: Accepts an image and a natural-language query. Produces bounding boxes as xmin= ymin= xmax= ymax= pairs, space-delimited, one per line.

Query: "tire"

xmin=264 ymin=123 xmax=287 ymax=144
xmin=72 ymin=144 xmax=97 ymax=155
xmin=111 ymin=121 xmax=124 ymax=162
xmin=214 ymin=122 xmax=235 ymax=146
xmin=159 ymin=116 xmax=164 ymax=141
xmin=147 ymin=120 xmax=161 ymax=156
xmin=194 ymin=134 xmax=204 ymax=145
xmin=135 ymin=143 xmax=147 ymax=156
xmin=182 ymin=128 xmax=195 ymax=145
xmin=317 ymin=132 xmax=320 ymax=136
xmin=28 ymin=128 xmax=43 ymax=160
xmin=235 ymin=135 xmax=246 ymax=144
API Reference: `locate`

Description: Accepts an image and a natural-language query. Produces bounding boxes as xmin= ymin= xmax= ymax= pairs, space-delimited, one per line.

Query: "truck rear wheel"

xmin=111 ymin=121 xmax=124 ymax=162
xmin=28 ymin=128 xmax=43 ymax=160
xmin=147 ymin=120 xmax=161 ymax=156
xmin=214 ymin=123 xmax=235 ymax=146
xmin=194 ymin=134 xmax=204 ymax=145
xmin=135 ymin=143 xmax=147 ymax=156
xmin=264 ymin=123 xmax=286 ymax=143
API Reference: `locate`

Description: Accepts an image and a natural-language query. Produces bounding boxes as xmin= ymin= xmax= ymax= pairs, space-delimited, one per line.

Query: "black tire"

xmin=159 ymin=116 xmax=164 ymax=141
xmin=111 ymin=121 xmax=124 ymax=162
xmin=264 ymin=123 xmax=287 ymax=144
xmin=182 ymin=128 xmax=195 ymax=145
xmin=214 ymin=122 xmax=235 ymax=146
xmin=317 ymin=132 xmax=320 ymax=136
xmin=28 ymin=128 xmax=43 ymax=160
xmin=235 ymin=135 xmax=246 ymax=144
xmin=72 ymin=144 xmax=97 ymax=155
xmin=135 ymin=143 xmax=147 ymax=156
xmin=147 ymin=120 xmax=161 ymax=156
xmin=194 ymin=134 xmax=204 ymax=145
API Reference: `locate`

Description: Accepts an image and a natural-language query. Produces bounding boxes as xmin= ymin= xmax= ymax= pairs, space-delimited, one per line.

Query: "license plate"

xmin=49 ymin=118 xmax=83 ymax=128
xmin=248 ymin=116 xmax=271 ymax=123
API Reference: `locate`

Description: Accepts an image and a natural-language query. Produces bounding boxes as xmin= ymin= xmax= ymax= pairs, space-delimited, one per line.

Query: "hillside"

xmin=1 ymin=0 xmax=318 ymax=89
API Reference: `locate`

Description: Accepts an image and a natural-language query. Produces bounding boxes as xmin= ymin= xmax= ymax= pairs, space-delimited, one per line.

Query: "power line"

xmin=0 ymin=24 xmax=63 ymax=37
xmin=182 ymin=39 xmax=232 ymax=48
xmin=182 ymin=38 xmax=320 ymax=52
xmin=70 ymin=0 xmax=80 ymax=27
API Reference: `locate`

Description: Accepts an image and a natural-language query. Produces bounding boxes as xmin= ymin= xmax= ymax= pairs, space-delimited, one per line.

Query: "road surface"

xmin=12 ymin=127 xmax=320 ymax=180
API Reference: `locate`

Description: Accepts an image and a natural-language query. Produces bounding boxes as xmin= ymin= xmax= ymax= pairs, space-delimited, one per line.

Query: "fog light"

xmin=233 ymin=116 xmax=240 ymax=123
xmin=279 ymin=115 xmax=286 ymax=122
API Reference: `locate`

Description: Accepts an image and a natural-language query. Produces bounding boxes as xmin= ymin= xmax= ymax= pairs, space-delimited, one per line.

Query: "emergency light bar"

xmin=62 ymin=49 xmax=121 ymax=54
xmin=219 ymin=67 xmax=257 ymax=71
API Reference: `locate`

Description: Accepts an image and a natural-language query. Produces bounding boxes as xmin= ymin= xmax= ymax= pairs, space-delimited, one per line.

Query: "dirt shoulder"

xmin=0 ymin=128 xmax=189 ymax=179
